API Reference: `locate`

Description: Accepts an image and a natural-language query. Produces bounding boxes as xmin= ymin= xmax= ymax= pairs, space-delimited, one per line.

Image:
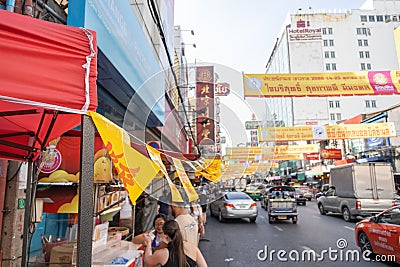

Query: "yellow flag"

xmin=195 ymin=159 xmax=222 ymax=182
xmin=172 ymin=158 xmax=198 ymax=202
xmin=146 ymin=145 xmax=183 ymax=202
xmin=89 ymin=111 xmax=160 ymax=205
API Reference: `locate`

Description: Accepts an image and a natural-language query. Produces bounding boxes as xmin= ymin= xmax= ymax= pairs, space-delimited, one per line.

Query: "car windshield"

xmin=226 ymin=192 xmax=251 ymax=200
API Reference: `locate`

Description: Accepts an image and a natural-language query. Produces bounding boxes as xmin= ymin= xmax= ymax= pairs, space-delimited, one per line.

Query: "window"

xmin=329 ymin=40 xmax=334 ymax=46
xmin=323 ymin=40 xmax=328 ymax=46
xmin=329 ymin=101 xmax=334 ymax=108
xmin=365 ymin=51 xmax=370 ymax=58
xmin=330 ymin=114 xmax=335 ymax=120
xmin=359 ymin=51 xmax=364 ymax=58
xmin=385 ymin=15 xmax=391 ymax=22
xmin=328 ymin=28 xmax=333 ymax=34
xmin=326 ymin=63 xmax=331 ymax=71
xmin=335 ymin=101 xmax=340 ymax=108
xmin=377 ymin=15 xmax=383 ymax=22
xmin=393 ymin=16 xmax=398 ymax=22
xmin=367 ymin=63 xmax=371 ymax=70
xmin=330 ymin=51 xmax=336 ymax=58
xmin=371 ymin=100 xmax=376 ymax=108
xmin=365 ymin=100 xmax=370 ymax=108
xmin=358 ymin=39 xmax=363 ymax=46
xmin=324 ymin=51 xmax=330 ymax=58
xmin=322 ymin=28 xmax=327 ymax=35
xmin=336 ymin=113 xmax=342 ymax=121
xmin=332 ymin=63 xmax=337 ymax=70
xmin=357 ymin=28 xmax=367 ymax=35
xmin=364 ymin=39 xmax=369 ymax=46
xmin=360 ymin=15 xmax=367 ymax=22
xmin=361 ymin=63 xmax=366 ymax=70
xmin=369 ymin=15 xmax=375 ymax=22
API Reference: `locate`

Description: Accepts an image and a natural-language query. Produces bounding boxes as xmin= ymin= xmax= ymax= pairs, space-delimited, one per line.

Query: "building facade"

xmin=266 ymin=0 xmax=400 ymax=127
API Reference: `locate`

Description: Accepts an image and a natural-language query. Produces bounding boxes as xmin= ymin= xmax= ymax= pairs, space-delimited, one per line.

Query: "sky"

xmin=174 ymin=0 xmax=366 ymax=74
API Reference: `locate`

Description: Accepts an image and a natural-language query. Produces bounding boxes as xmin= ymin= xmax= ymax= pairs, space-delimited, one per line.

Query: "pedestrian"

xmin=170 ymin=202 xmax=199 ymax=246
xmin=143 ymin=220 xmax=208 ymax=267
xmin=132 ymin=213 xmax=167 ymax=251
xmin=189 ymin=201 xmax=205 ymax=241
xmin=199 ymin=189 xmax=208 ymax=225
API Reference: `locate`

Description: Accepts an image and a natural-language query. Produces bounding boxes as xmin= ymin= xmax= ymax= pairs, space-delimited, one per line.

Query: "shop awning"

xmin=0 ymin=10 xmax=98 ymax=161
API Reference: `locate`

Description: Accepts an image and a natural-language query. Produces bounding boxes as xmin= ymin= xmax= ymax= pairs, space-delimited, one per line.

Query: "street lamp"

xmin=181 ymin=29 xmax=195 ymax=35
xmin=181 ymin=42 xmax=196 ymax=48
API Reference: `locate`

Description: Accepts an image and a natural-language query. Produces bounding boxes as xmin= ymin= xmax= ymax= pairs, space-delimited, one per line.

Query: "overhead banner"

xmin=259 ymin=122 xmax=396 ymax=142
xmin=172 ymin=158 xmax=199 ymax=202
xmin=243 ymin=71 xmax=400 ymax=97
xmin=146 ymin=145 xmax=183 ymax=203
xmin=196 ymin=159 xmax=222 ymax=183
xmin=89 ymin=112 xmax=160 ymax=204
xmin=226 ymin=144 xmax=318 ymax=157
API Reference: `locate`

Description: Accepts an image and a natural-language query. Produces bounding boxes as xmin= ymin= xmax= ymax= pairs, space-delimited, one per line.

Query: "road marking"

xmin=312 ymin=215 xmax=321 ymax=219
xmin=344 ymin=226 xmax=354 ymax=231
xmin=259 ymin=215 xmax=265 ymax=219
xmin=273 ymin=226 xmax=283 ymax=232
xmin=301 ymin=246 xmax=320 ymax=258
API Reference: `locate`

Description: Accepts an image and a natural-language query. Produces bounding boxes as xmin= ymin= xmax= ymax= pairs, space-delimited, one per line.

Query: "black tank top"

xmin=162 ymin=247 xmax=197 ymax=267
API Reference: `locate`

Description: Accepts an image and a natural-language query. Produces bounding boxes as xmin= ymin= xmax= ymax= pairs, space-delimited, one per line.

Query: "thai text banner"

xmin=259 ymin=122 xmax=396 ymax=142
xmin=243 ymin=71 xmax=400 ymax=97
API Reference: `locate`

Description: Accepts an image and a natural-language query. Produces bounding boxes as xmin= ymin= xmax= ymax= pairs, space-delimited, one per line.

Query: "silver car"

xmin=210 ymin=191 xmax=258 ymax=223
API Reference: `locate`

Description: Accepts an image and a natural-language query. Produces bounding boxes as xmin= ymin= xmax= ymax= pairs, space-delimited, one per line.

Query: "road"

xmin=198 ymin=200 xmax=398 ymax=267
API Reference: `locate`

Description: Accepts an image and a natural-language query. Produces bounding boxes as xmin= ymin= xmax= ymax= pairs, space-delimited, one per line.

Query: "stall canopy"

xmin=0 ymin=10 xmax=98 ymax=161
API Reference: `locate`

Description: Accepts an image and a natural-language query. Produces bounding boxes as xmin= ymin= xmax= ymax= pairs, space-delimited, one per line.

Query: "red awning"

xmin=0 ymin=10 xmax=97 ymax=161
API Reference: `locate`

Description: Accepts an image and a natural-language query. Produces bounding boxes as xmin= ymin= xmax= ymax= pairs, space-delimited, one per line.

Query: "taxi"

xmin=244 ymin=185 xmax=261 ymax=201
xmin=355 ymin=205 xmax=400 ymax=263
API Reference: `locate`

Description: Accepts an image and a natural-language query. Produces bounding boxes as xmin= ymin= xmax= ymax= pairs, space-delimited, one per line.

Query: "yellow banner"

xmin=196 ymin=159 xmax=222 ymax=182
xmin=172 ymin=158 xmax=198 ymax=202
xmin=395 ymin=28 xmax=400 ymax=69
xmin=225 ymin=145 xmax=318 ymax=158
xmin=244 ymin=71 xmax=400 ymax=97
xmin=146 ymin=145 xmax=183 ymax=202
xmin=89 ymin=112 xmax=160 ymax=205
xmin=259 ymin=122 xmax=396 ymax=142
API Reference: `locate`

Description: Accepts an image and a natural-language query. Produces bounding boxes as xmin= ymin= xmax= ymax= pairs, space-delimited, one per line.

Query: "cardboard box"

xmin=49 ymin=243 xmax=76 ymax=267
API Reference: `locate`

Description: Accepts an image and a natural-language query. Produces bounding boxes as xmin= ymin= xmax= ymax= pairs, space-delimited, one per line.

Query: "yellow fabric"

xmin=89 ymin=111 xmax=160 ymax=205
xmin=146 ymin=145 xmax=183 ymax=202
xmin=172 ymin=158 xmax=198 ymax=202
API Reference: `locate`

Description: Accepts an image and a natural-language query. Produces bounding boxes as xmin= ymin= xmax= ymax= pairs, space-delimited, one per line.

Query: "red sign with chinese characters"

xmin=321 ymin=149 xmax=342 ymax=160
xmin=196 ymin=66 xmax=215 ymax=145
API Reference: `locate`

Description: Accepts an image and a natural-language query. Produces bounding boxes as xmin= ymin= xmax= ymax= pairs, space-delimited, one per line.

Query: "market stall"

xmin=0 ymin=9 xmax=97 ymax=266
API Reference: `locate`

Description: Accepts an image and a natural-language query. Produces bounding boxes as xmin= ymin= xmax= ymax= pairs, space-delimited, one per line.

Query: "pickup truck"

xmin=317 ymin=163 xmax=396 ymax=222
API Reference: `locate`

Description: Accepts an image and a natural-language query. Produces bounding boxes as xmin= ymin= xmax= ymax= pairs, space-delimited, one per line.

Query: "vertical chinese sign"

xmin=196 ymin=66 xmax=215 ymax=149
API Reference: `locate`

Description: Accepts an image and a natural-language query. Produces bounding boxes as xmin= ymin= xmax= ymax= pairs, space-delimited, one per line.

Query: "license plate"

xmin=237 ymin=205 xmax=247 ymax=209
xmin=277 ymin=215 xmax=287 ymax=219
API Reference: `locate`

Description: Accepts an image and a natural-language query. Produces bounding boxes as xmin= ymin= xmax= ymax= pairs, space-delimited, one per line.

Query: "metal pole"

xmin=77 ymin=114 xmax=95 ymax=266
xmin=21 ymin=161 xmax=33 ymax=267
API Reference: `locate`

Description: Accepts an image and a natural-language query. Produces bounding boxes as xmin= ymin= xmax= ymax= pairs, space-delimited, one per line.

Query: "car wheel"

xmin=218 ymin=210 xmax=225 ymax=223
xmin=318 ymin=203 xmax=326 ymax=215
xmin=358 ymin=232 xmax=374 ymax=257
xmin=342 ymin=207 xmax=352 ymax=222
xmin=303 ymin=201 xmax=306 ymax=206
xmin=292 ymin=216 xmax=297 ymax=224
xmin=250 ymin=217 xmax=256 ymax=223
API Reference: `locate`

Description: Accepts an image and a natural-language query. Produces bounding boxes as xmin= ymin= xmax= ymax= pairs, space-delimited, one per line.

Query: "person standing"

xmin=170 ymin=202 xmax=199 ymax=246
xmin=143 ymin=220 xmax=208 ymax=267
xmin=199 ymin=189 xmax=208 ymax=225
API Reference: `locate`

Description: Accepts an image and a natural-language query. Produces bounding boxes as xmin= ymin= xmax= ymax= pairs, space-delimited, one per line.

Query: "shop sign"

xmin=305 ymin=153 xmax=320 ymax=160
xmin=37 ymin=149 xmax=62 ymax=174
xmin=215 ymin=82 xmax=230 ymax=96
xmin=18 ymin=198 xmax=26 ymax=209
xmin=321 ymin=149 xmax=342 ymax=160
xmin=245 ymin=120 xmax=262 ymax=130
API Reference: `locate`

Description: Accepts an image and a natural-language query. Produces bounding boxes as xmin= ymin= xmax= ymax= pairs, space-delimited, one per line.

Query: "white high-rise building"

xmin=266 ymin=0 xmax=400 ymax=127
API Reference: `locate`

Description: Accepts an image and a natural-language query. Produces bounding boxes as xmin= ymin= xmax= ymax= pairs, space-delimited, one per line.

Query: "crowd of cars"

xmin=208 ymin=182 xmax=400 ymax=263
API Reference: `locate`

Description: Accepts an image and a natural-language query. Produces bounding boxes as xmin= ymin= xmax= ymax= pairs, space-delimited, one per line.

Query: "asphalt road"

xmin=198 ymin=200 xmax=399 ymax=267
